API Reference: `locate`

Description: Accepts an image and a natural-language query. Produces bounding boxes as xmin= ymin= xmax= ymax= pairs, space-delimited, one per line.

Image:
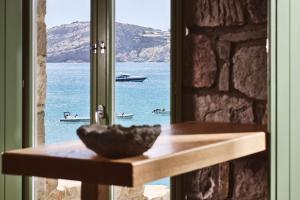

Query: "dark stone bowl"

xmin=77 ymin=124 xmax=161 ymax=158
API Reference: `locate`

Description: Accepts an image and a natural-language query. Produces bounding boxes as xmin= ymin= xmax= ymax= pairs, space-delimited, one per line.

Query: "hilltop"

xmin=47 ymin=21 xmax=170 ymax=63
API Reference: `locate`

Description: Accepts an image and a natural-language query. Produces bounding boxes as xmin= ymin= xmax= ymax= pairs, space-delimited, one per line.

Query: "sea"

xmin=44 ymin=62 xmax=170 ymax=186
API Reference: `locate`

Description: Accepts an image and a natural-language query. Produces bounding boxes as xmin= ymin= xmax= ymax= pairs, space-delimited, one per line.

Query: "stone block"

xmin=114 ymin=185 xmax=170 ymax=200
xmin=56 ymin=180 xmax=81 ymax=200
xmin=232 ymin=154 xmax=268 ymax=200
xmin=36 ymin=56 xmax=47 ymax=146
xmin=218 ymin=162 xmax=230 ymax=199
xmin=37 ymin=22 xmax=47 ymax=56
xmin=246 ymin=0 xmax=268 ymax=24
xmin=35 ymin=178 xmax=58 ymax=200
xmin=37 ymin=111 xmax=45 ymax=145
xmin=218 ymin=62 xmax=230 ymax=92
xmin=144 ymin=185 xmax=170 ymax=200
xmin=217 ymin=41 xmax=231 ymax=61
xmin=37 ymin=56 xmax=47 ymax=106
xmin=184 ymin=165 xmax=219 ymax=200
xmin=184 ymin=34 xmax=217 ymax=88
xmin=193 ymin=94 xmax=254 ymax=123
xmin=36 ymin=0 xmax=47 ymax=153
xmin=184 ymin=163 xmax=229 ymax=200
xmin=233 ymin=46 xmax=267 ymax=100
xmin=41 ymin=180 xmax=81 ymax=200
xmin=114 ymin=186 xmax=146 ymax=200
xmin=37 ymin=0 xmax=46 ymax=21
xmin=185 ymin=0 xmax=245 ymax=27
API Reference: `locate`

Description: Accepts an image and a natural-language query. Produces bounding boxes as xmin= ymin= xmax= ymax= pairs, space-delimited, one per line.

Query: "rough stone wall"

xmin=35 ymin=1 xmax=59 ymax=199
xmin=182 ymin=0 xmax=268 ymax=199
xmin=36 ymin=0 xmax=47 ymax=146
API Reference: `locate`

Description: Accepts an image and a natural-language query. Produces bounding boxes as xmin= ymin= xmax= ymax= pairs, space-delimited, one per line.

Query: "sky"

xmin=45 ymin=0 xmax=170 ymax=30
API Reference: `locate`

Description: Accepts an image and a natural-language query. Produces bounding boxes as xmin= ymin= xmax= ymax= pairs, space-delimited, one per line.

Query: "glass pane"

xmin=114 ymin=0 xmax=171 ymax=199
xmin=33 ymin=0 xmax=91 ymax=199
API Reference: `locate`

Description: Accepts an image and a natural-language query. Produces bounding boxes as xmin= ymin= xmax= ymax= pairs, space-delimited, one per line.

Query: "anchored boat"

xmin=116 ymin=74 xmax=147 ymax=82
xmin=60 ymin=112 xmax=90 ymax=122
xmin=152 ymin=108 xmax=170 ymax=115
xmin=116 ymin=113 xmax=134 ymax=119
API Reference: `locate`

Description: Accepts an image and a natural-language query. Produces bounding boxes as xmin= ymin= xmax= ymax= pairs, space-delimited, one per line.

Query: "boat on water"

xmin=152 ymin=108 xmax=170 ymax=115
xmin=116 ymin=74 xmax=147 ymax=82
xmin=60 ymin=112 xmax=90 ymax=122
xmin=116 ymin=113 xmax=134 ymax=119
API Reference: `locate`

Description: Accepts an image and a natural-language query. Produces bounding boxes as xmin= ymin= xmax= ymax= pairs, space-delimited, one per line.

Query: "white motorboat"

xmin=116 ymin=74 xmax=147 ymax=82
xmin=60 ymin=112 xmax=90 ymax=122
xmin=152 ymin=108 xmax=170 ymax=115
xmin=116 ymin=113 xmax=134 ymax=119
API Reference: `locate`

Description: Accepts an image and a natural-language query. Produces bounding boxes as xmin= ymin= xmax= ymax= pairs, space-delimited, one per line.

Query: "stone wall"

xmin=36 ymin=0 xmax=47 ymax=146
xmin=35 ymin=0 xmax=59 ymax=199
xmin=182 ymin=0 xmax=268 ymax=199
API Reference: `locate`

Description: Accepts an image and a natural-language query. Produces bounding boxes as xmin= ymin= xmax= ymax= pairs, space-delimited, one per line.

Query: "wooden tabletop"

xmin=2 ymin=122 xmax=266 ymax=187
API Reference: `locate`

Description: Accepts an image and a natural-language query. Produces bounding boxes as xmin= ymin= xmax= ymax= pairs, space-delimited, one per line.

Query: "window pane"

xmin=114 ymin=0 xmax=171 ymax=199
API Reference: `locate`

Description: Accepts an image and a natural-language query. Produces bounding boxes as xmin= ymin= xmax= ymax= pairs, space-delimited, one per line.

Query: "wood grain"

xmin=2 ymin=122 xmax=267 ymax=187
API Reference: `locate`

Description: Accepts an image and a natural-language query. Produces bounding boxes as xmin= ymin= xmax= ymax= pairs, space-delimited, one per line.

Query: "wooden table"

xmin=2 ymin=122 xmax=267 ymax=199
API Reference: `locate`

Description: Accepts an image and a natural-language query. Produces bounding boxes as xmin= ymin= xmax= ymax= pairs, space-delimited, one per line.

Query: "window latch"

xmin=91 ymin=41 xmax=106 ymax=54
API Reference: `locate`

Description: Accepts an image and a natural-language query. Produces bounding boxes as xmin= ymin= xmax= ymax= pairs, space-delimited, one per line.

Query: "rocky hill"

xmin=47 ymin=21 xmax=170 ymax=63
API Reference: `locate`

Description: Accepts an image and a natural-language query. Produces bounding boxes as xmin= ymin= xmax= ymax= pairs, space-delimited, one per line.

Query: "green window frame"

xmin=289 ymin=0 xmax=300 ymax=199
xmin=271 ymin=0 xmax=300 ymax=199
xmin=0 ymin=0 xmax=5 ymax=198
xmin=0 ymin=0 xmax=23 ymax=200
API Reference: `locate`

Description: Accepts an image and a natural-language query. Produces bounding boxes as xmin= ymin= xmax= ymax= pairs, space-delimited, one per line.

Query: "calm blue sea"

xmin=45 ymin=62 xmax=170 ymax=144
xmin=45 ymin=62 xmax=170 ymax=186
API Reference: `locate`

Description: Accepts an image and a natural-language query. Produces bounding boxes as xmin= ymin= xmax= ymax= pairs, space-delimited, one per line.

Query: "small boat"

xmin=152 ymin=108 xmax=170 ymax=115
xmin=116 ymin=113 xmax=134 ymax=119
xmin=116 ymin=74 xmax=147 ymax=82
xmin=60 ymin=112 xmax=90 ymax=122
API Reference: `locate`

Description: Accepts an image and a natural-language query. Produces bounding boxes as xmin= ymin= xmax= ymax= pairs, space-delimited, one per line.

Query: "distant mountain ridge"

xmin=47 ymin=21 xmax=170 ymax=63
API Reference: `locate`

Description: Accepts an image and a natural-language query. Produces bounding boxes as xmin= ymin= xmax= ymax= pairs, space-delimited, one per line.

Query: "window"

xmin=113 ymin=0 xmax=171 ymax=199
xmin=32 ymin=0 xmax=172 ymax=199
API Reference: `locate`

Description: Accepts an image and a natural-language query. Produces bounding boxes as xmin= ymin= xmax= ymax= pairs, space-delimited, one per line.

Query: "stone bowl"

xmin=77 ymin=124 xmax=161 ymax=158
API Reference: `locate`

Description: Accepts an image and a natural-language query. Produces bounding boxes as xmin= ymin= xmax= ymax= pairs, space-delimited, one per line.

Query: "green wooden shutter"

xmin=290 ymin=0 xmax=300 ymax=199
xmin=276 ymin=0 xmax=291 ymax=199
xmin=0 ymin=0 xmax=23 ymax=199
xmin=0 ymin=0 xmax=5 ymax=199
xmin=270 ymin=0 xmax=277 ymax=199
xmin=272 ymin=0 xmax=300 ymax=199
